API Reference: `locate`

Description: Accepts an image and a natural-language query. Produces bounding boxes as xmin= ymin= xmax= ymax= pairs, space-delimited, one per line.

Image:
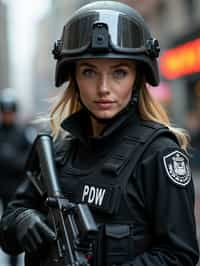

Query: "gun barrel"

xmin=36 ymin=134 xmax=63 ymax=198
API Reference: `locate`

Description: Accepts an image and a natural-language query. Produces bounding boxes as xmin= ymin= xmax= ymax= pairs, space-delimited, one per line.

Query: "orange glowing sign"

xmin=160 ymin=38 xmax=200 ymax=79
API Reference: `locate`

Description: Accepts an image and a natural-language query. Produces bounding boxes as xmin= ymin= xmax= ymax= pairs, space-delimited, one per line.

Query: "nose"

xmin=97 ymin=74 xmax=110 ymax=96
xmin=98 ymin=74 xmax=110 ymax=96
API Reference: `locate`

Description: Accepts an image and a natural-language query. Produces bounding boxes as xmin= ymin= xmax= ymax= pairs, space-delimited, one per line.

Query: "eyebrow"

xmin=110 ymin=63 xmax=133 ymax=68
xmin=78 ymin=63 xmax=97 ymax=68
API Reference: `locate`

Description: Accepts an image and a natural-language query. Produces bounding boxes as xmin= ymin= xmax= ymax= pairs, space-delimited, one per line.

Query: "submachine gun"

xmin=25 ymin=134 xmax=98 ymax=266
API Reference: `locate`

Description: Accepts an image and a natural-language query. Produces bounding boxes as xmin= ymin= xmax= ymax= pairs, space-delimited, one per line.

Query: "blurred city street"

xmin=0 ymin=0 xmax=200 ymax=265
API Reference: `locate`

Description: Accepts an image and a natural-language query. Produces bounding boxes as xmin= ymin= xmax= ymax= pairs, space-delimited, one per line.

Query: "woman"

xmin=0 ymin=1 xmax=199 ymax=266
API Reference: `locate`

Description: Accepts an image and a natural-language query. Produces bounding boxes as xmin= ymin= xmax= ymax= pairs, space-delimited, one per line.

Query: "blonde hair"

xmin=49 ymin=75 xmax=189 ymax=149
xmin=138 ymin=82 xmax=189 ymax=150
xmin=49 ymin=78 xmax=81 ymax=138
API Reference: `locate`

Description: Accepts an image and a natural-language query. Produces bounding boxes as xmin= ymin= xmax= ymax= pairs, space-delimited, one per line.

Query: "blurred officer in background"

xmin=0 ymin=88 xmax=36 ymax=266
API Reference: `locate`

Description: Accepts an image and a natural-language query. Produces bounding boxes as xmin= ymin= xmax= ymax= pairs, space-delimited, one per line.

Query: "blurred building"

xmin=158 ymin=0 xmax=200 ymax=126
xmin=0 ymin=1 xmax=9 ymax=89
xmin=155 ymin=0 xmax=200 ymax=171
xmin=32 ymin=1 xmax=82 ymax=114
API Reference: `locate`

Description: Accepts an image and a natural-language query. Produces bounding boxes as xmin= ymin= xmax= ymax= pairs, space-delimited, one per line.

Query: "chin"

xmin=94 ymin=111 xmax=117 ymax=120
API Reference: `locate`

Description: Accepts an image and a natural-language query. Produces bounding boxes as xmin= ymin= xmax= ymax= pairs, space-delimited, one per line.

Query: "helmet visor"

xmin=61 ymin=10 xmax=149 ymax=55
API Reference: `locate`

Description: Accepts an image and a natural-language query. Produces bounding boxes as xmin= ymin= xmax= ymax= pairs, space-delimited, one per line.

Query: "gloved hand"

xmin=15 ymin=209 xmax=56 ymax=253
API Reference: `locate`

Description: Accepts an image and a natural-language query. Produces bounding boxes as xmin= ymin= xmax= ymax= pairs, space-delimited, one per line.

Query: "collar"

xmin=61 ymin=107 xmax=138 ymax=145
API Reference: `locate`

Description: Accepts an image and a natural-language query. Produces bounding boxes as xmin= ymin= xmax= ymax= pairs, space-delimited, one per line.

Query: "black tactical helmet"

xmin=53 ymin=1 xmax=160 ymax=87
xmin=0 ymin=88 xmax=18 ymax=112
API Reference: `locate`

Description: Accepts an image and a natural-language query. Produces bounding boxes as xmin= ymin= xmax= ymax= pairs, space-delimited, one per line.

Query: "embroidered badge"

xmin=163 ymin=150 xmax=191 ymax=186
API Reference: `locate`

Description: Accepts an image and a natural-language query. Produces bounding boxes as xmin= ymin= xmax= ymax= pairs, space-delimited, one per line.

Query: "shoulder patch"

xmin=163 ymin=150 xmax=191 ymax=186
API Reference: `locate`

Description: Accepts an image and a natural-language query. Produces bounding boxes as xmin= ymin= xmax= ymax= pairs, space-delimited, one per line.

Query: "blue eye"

xmin=82 ymin=69 xmax=96 ymax=77
xmin=113 ymin=69 xmax=127 ymax=79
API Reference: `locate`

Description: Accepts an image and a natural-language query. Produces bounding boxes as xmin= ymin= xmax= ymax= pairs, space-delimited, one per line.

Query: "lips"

xmin=94 ymin=99 xmax=115 ymax=109
xmin=95 ymin=99 xmax=114 ymax=103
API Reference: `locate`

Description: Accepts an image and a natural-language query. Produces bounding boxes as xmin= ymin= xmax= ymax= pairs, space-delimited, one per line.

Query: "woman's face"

xmin=76 ymin=58 xmax=137 ymax=120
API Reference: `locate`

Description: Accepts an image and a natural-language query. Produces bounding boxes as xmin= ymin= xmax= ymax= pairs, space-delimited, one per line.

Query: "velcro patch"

xmin=79 ymin=183 xmax=121 ymax=214
xmin=163 ymin=150 xmax=191 ymax=186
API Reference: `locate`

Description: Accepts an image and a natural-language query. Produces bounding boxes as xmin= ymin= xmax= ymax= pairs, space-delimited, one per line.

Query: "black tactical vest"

xmin=55 ymin=119 xmax=178 ymax=266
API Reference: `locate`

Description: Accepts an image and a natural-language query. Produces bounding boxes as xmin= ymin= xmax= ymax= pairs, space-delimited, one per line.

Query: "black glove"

xmin=15 ymin=209 xmax=56 ymax=253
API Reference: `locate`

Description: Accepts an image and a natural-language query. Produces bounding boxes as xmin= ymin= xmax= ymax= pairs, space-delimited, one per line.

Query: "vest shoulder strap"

xmin=102 ymin=120 xmax=178 ymax=177
xmin=54 ymin=135 xmax=76 ymax=165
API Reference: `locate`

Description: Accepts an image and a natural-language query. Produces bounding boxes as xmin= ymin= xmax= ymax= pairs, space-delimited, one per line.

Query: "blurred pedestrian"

xmin=0 ymin=88 xmax=35 ymax=266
